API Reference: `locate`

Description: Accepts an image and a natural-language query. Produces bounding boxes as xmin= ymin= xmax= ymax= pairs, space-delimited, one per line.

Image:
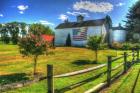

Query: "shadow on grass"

xmin=55 ymin=71 xmax=107 ymax=93
xmin=131 ymin=68 xmax=140 ymax=93
xmin=113 ymin=68 xmax=134 ymax=93
xmin=72 ymin=60 xmax=99 ymax=66
xmin=0 ymin=73 xmax=29 ymax=85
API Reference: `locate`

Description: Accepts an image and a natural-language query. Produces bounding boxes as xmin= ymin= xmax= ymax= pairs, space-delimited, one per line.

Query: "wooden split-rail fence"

xmin=46 ymin=48 xmax=140 ymax=93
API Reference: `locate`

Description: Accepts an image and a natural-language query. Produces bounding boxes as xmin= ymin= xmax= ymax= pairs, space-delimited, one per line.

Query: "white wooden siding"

xmin=55 ymin=25 xmax=108 ymax=46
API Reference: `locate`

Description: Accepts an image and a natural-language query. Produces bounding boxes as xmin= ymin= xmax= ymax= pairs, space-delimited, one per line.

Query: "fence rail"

xmin=111 ymin=63 xmax=124 ymax=71
xmin=47 ymin=48 xmax=140 ymax=93
xmin=54 ymin=64 xmax=106 ymax=78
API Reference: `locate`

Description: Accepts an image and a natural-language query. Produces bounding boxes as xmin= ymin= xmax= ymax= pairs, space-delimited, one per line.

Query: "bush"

xmin=111 ymin=42 xmax=123 ymax=49
xmin=111 ymin=42 xmax=140 ymax=50
xmin=122 ymin=43 xmax=133 ymax=50
xmin=134 ymin=43 xmax=140 ymax=49
xmin=99 ymin=43 xmax=108 ymax=49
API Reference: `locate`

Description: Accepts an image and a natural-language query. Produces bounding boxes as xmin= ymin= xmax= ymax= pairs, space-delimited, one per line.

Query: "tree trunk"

xmin=33 ymin=55 xmax=38 ymax=76
xmin=95 ymin=50 xmax=98 ymax=63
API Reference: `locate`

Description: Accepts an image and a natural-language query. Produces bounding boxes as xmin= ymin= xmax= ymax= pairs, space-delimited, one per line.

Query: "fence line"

xmin=46 ymin=48 xmax=140 ymax=93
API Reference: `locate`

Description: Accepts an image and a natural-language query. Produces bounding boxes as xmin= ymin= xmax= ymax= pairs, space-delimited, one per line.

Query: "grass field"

xmin=100 ymin=63 xmax=140 ymax=93
xmin=0 ymin=44 xmax=135 ymax=93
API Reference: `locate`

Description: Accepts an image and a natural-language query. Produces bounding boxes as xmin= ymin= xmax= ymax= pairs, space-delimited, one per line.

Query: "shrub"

xmin=122 ymin=43 xmax=132 ymax=50
xmin=111 ymin=42 xmax=140 ymax=50
xmin=99 ymin=43 xmax=108 ymax=50
xmin=134 ymin=43 xmax=140 ymax=49
xmin=66 ymin=33 xmax=71 ymax=46
xmin=111 ymin=42 xmax=123 ymax=49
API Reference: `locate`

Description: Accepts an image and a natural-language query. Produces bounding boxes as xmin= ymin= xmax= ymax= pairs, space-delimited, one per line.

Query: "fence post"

xmin=107 ymin=56 xmax=112 ymax=86
xmin=137 ymin=48 xmax=139 ymax=62
xmin=47 ymin=65 xmax=54 ymax=93
xmin=132 ymin=49 xmax=135 ymax=64
xmin=124 ymin=52 xmax=127 ymax=73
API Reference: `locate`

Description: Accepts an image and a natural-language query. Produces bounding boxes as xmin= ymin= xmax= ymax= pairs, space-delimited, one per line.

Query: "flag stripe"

xmin=72 ymin=27 xmax=87 ymax=41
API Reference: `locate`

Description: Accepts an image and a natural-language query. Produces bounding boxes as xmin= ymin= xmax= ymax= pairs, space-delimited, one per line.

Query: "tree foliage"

xmin=7 ymin=22 xmax=20 ymax=44
xmin=87 ymin=36 xmax=102 ymax=63
xmin=87 ymin=36 xmax=102 ymax=50
xmin=125 ymin=0 xmax=140 ymax=42
xmin=19 ymin=34 xmax=47 ymax=56
xmin=19 ymin=22 xmax=27 ymax=37
xmin=0 ymin=22 xmax=53 ymax=45
xmin=29 ymin=23 xmax=54 ymax=35
xmin=0 ymin=24 xmax=10 ymax=44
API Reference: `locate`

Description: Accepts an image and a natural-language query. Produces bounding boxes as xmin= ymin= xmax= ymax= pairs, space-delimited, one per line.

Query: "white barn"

xmin=55 ymin=15 xmax=112 ymax=46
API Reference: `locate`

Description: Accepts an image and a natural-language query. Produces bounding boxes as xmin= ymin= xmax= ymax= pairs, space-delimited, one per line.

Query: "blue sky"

xmin=0 ymin=0 xmax=139 ymax=29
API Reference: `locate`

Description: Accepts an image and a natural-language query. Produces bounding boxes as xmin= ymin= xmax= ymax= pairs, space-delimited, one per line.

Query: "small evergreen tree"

xmin=66 ymin=33 xmax=71 ymax=46
xmin=87 ymin=36 xmax=102 ymax=63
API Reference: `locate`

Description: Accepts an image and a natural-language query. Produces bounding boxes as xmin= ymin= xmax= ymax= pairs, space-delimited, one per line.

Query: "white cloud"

xmin=19 ymin=11 xmax=24 ymax=14
xmin=58 ymin=14 xmax=68 ymax=21
xmin=17 ymin=5 xmax=28 ymax=11
xmin=67 ymin=11 xmax=89 ymax=17
xmin=0 ymin=14 xmax=4 ymax=17
xmin=39 ymin=20 xmax=55 ymax=26
xmin=73 ymin=1 xmax=113 ymax=13
xmin=17 ymin=5 xmax=28 ymax=14
xmin=115 ymin=3 xmax=125 ymax=7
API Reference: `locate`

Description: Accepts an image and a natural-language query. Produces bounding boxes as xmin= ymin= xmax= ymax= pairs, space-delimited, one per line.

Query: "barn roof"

xmin=55 ymin=18 xmax=107 ymax=29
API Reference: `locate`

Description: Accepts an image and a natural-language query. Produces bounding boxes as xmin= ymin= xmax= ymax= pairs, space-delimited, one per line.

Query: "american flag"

xmin=73 ymin=27 xmax=87 ymax=41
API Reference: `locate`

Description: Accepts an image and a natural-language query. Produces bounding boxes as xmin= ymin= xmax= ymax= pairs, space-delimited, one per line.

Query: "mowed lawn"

xmin=0 ymin=44 xmax=121 ymax=77
xmin=0 ymin=44 xmax=128 ymax=93
xmin=100 ymin=63 xmax=140 ymax=93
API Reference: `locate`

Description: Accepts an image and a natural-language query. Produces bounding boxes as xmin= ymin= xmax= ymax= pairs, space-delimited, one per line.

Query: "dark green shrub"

xmin=66 ymin=33 xmax=71 ymax=46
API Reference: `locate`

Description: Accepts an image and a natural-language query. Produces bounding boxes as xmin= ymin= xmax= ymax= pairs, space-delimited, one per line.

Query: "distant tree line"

xmin=0 ymin=22 xmax=54 ymax=44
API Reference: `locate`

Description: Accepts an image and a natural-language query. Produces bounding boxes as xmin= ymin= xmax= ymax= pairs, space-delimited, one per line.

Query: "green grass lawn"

xmin=100 ymin=63 xmax=140 ymax=93
xmin=0 ymin=44 xmax=123 ymax=77
xmin=0 ymin=44 xmax=132 ymax=93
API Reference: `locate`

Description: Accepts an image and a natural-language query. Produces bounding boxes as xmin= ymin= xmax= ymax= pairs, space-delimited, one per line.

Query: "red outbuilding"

xmin=42 ymin=35 xmax=55 ymax=46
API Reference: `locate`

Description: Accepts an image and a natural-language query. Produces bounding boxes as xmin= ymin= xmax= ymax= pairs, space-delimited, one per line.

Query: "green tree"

xmin=0 ymin=24 xmax=10 ymax=44
xmin=87 ymin=36 xmax=102 ymax=63
xmin=66 ymin=33 xmax=71 ymax=46
xmin=0 ymin=24 xmax=2 ymax=41
xmin=29 ymin=23 xmax=54 ymax=35
xmin=19 ymin=22 xmax=27 ymax=37
xmin=7 ymin=22 xmax=20 ymax=44
xmin=125 ymin=0 xmax=140 ymax=42
xmin=18 ymin=33 xmax=48 ymax=76
xmin=19 ymin=24 xmax=52 ymax=76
